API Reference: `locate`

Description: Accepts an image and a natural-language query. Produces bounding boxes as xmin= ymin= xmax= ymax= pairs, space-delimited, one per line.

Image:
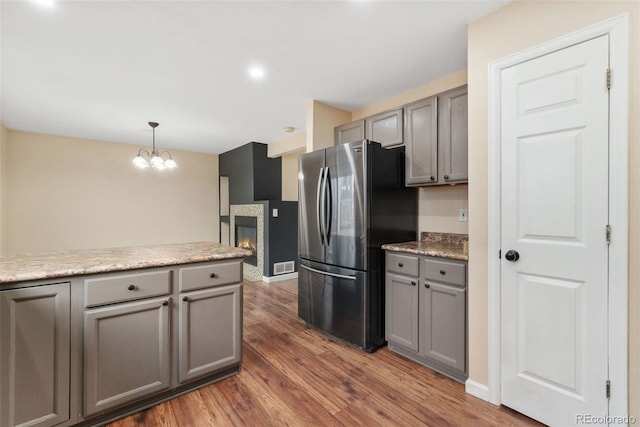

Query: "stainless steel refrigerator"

xmin=298 ymin=140 xmax=417 ymax=351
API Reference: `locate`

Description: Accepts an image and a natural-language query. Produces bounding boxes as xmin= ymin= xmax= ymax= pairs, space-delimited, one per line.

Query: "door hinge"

xmin=606 ymin=379 xmax=611 ymax=399
xmin=606 ymin=68 xmax=611 ymax=90
xmin=606 ymin=225 xmax=611 ymax=245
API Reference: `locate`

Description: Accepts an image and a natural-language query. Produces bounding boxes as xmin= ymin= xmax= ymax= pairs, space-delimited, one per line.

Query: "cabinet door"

xmin=438 ymin=85 xmax=468 ymax=183
xmin=178 ymin=284 xmax=241 ymax=383
xmin=0 ymin=283 xmax=70 ymax=427
xmin=385 ymin=273 xmax=419 ymax=351
xmin=419 ymin=282 xmax=466 ymax=373
xmin=84 ymin=297 xmax=171 ymax=416
xmin=366 ymin=108 xmax=403 ymax=147
xmin=404 ymin=96 xmax=438 ymax=186
xmin=334 ymin=120 xmax=365 ymax=145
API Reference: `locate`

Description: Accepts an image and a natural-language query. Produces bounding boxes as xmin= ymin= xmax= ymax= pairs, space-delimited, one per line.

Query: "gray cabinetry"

xmin=334 ymin=120 xmax=365 ymax=145
xmin=404 ymin=96 xmax=438 ymax=185
xmin=438 ymin=85 xmax=468 ymax=183
xmin=385 ymin=251 xmax=467 ymax=382
xmin=0 ymin=283 xmax=70 ymax=427
xmin=178 ymin=284 xmax=242 ymax=383
xmin=405 ymin=85 xmax=468 ymax=186
xmin=366 ymin=108 xmax=403 ymax=148
xmin=385 ymin=273 xmax=419 ymax=351
xmin=178 ymin=262 xmax=242 ymax=383
xmin=419 ymin=281 xmax=466 ymax=373
xmin=84 ymin=297 xmax=171 ymax=416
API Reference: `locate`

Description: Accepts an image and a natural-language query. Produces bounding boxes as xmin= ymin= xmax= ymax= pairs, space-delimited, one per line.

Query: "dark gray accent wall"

xmin=219 ymin=142 xmax=281 ymax=204
xmin=263 ymin=201 xmax=298 ymax=277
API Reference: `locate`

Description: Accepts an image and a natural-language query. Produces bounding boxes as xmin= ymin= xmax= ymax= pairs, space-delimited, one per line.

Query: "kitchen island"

xmin=0 ymin=242 xmax=249 ymax=427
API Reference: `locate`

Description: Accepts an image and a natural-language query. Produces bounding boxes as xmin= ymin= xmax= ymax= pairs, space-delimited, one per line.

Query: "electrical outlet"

xmin=272 ymin=208 xmax=279 ymax=218
xmin=459 ymin=208 xmax=468 ymax=222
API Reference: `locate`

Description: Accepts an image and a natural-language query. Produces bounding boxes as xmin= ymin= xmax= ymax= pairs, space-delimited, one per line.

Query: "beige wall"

xmin=281 ymin=149 xmax=303 ymax=202
xmin=0 ymin=125 xmax=6 ymax=255
xmin=306 ymin=100 xmax=351 ymax=152
xmin=267 ymin=131 xmax=306 ymax=158
xmin=468 ymin=0 xmax=639 ymax=413
xmin=3 ymin=129 xmax=219 ymax=254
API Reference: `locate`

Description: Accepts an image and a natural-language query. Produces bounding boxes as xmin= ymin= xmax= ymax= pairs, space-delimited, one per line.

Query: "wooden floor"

xmin=108 ymin=279 xmax=541 ymax=427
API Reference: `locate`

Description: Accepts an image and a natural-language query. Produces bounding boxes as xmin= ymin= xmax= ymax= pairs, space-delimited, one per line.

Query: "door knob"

xmin=505 ymin=250 xmax=520 ymax=262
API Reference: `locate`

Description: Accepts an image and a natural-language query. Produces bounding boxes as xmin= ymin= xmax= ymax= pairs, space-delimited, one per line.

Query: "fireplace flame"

xmin=237 ymin=238 xmax=257 ymax=254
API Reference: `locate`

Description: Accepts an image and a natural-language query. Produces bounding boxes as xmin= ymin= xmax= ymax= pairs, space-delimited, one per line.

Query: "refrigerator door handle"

xmin=316 ymin=167 xmax=325 ymax=245
xmin=300 ymin=264 xmax=356 ymax=281
xmin=324 ymin=167 xmax=332 ymax=245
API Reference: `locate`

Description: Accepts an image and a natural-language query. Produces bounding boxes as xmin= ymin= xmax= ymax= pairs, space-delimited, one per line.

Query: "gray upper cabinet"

xmin=178 ymin=283 xmax=242 ymax=383
xmin=366 ymin=108 xmax=403 ymax=147
xmin=0 ymin=283 xmax=71 ymax=427
xmin=438 ymin=85 xmax=468 ymax=183
xmin=404 ymin=96 xmax=438 ymax=185
xmin=84 ymin=296 xmax=171 ymax=416
xmin=335 ymin=120 xmax=365 ymax=145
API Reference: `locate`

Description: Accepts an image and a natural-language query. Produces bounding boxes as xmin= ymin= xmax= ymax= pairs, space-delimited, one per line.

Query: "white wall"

xmin=3 ymin=129 xmax=219 ymax=254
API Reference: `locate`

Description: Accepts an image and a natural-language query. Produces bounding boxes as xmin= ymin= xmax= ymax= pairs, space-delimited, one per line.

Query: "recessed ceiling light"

xmin=30 ymin=0 xmax=56 ymax=8
xmin=248 ymin=65 xmax=265 ymax=80
xmin=284 ymin=127 xmax=295 ymax=133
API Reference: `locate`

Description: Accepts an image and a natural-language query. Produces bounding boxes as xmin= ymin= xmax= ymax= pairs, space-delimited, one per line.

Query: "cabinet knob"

xmin=210 ymin=273 xmax=217 ymax=279
xmin=183 ymin=296 xmax=189 ymax=302
xmin=425 ymin=283 xmax=430 ymax=288
xmin=398 ymin=263 xmax=403 ymax=268
xmin=128 ymin=284 xmax=136 ymax=291
xmin=439 ymin=269 xmax=446 ymax=275
xmin=162 ymin=300 xmax=169 ymax=306
xmin=430 ymin=176 xmax=435 ymax=181
xmin=444 ymin=175 xmax=449 ymax=180
xmin=411 ymin=281 xmax=416 ymax=286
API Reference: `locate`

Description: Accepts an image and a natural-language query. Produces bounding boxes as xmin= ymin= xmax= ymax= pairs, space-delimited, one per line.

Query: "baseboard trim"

xmin=262 ymin=272 xmax=298 ymax=283
xmin=465 ymin=379 xmax=491 ymax=403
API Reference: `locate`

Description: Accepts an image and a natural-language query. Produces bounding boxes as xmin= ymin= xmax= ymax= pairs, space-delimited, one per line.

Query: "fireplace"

xmin=235 ymin=216 xmax=258 ymax=266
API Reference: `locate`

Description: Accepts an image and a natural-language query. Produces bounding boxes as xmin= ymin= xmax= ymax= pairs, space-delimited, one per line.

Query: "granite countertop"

xmin=0 ymin=241 xmax=251 ymax=284
xmin=381 ymin=232 xmax=469 ymax=261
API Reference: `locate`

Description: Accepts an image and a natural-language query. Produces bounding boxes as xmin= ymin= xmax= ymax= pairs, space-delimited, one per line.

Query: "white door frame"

xmin=486 ymin=14 xmax=629 ymax=419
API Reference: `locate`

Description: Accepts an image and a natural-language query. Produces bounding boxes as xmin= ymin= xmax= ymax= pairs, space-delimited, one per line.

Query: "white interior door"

xmin=500 ymin=35 xmax=609 ymax=426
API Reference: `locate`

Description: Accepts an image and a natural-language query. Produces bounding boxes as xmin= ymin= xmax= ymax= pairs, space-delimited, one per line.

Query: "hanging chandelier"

xmin=132 ymin=122 xmax=177 ymax=169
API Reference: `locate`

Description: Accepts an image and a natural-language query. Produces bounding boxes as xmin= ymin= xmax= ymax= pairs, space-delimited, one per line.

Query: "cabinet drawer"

xmin=84 ymin=270 xmax=171 ymax=307
xmin=386 ymin=253 xmax=419 ymax=277
xmin=422 ymin=258 xmax=466 ymax=287
xmin=179 ymin=261 xmax=242 ymax=292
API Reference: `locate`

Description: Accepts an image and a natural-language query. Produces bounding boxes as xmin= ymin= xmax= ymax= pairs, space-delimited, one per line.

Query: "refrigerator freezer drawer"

xmin=298 ymin=260 xmax=369 ymax=350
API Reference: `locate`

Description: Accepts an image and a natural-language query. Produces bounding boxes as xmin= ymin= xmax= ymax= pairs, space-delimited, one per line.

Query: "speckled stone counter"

xmin=0 ymin=241 xmax=251 ymax=284
xmin=381 ymin=232 xmax=468 ymax=261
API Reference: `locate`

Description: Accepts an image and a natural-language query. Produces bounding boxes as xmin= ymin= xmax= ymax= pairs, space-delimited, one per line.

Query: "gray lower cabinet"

xmin=385 ymin=251 xmax=467 ymax=382
xmin=0 ymin=259 xmax=244 ymax=427
xmin=0 ymin=283 xmax=71 ymax=427
xmin=178 ymin=284 xmax=242 ymax=383
xmin=84 ymin=297 xmax=171 ymax=416
xmin=385 ymin=274 xmax=419 ymax=351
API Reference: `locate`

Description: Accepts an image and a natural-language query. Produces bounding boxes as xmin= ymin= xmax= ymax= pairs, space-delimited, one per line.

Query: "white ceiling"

xmin=1 ymin=0 xmax=509 ymax=155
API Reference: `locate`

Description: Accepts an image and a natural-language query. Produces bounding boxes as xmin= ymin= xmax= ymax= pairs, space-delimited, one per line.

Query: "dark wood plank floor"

xmin=108 ymin=279 xmax=541 ymax=426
